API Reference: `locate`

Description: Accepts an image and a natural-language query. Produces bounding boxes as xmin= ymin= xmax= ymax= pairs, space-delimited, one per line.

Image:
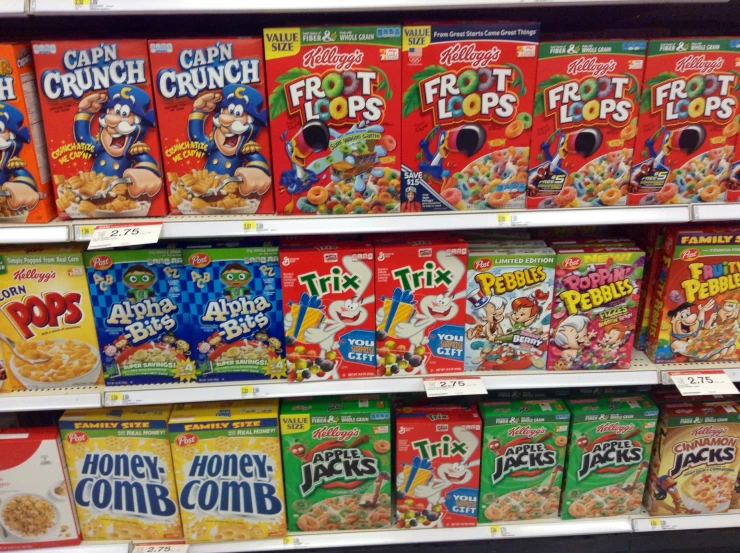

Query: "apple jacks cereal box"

xmin=401 ymin=23 xmax=540 ymax=212
xmin=32 ymin=40 xmax=168 ymax=219
xmin=0 ymin=246 xmax=102 ymax=392
xmin=149 ymin=38 xmax=275 ymax=216
xmin=59 ymin=406 xmax=183 ymax=540
xmin=169 ymin=400 xmax=286 ymax=542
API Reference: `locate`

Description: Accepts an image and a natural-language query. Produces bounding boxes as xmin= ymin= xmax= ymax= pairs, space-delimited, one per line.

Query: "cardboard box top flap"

xmin=182 ymin=244 xmax=279 ymax=265
xmin=280 ymin=242 xmax=374 ymax=254
xmin=566 ymin=395 xmax=657 ymax=417
xmin=60 ymin=405 xmax=174 ymax=425
xmin=169 ymin=399 xmax=280 ymax=424
xmin=468 ymin=247 xmax=556 ymax=258
xmin=539 ymin=39 xmax=647 ymax=56
xmin=479 ymin=399 xmax=569 ymax=422
xmin=396 ymin=404 xmax=481 ymax=423
xmin=280 ymin=395 xmax=391 ymax=417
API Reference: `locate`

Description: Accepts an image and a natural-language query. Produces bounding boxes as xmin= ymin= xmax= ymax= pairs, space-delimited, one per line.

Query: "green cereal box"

xmin=478 ymin=399 xmax=570 ymax=522
xmin=562 ymin=395 xmax=658 ymax=520
xmin=280 ymin=395 xmax=392 ymax=532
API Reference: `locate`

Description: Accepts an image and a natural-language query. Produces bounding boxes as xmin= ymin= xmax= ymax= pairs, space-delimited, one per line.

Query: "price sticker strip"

xmin=667 ymin=370 xmax=740 ymax=397
xmin=87 ymin=222 xmax=163 ymax=250
xmin=131 ymin=544 xmax=189 ymax=553
xmin=423 ymin=377 xmax=487 ymax=398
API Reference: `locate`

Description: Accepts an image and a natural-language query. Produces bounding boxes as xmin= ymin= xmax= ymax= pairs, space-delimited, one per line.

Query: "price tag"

xmin=240 ymin=385 xmax=264 ymax=399
xmin=641 ymin=517 xmax=678 ymax=531
xmin=75 ymin=225 xmax=95 ymax=240
xmin=105 ymin=391 xmax=140 ymax=407
xmin=243 ymin=221 xmax=258 ymax=233
xmin=131 ymin=544 xmax=189 ymax=553
xmin=88 ymin=222 xmax=163 ymax=250
xmin=668 ymin=370 xmax=739 ymax=396
xmin=283 ymin=536 xmax=302 ymax=547
xmin=489 ymin=525 xmax=514 ymax=537
xmin=423 ymin=377 xmax=487 ymax=398
xmin=243 ymin=220 xmax=278 ymax=234
xmin=497 ymin=213 xmax=511 ymax=225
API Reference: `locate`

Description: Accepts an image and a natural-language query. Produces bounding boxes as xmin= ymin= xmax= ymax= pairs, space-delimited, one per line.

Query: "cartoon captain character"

xmin=553 ymin=314 xmax=596 ymax=365
xmin=0 ymin=103 xmax=40 ymax=214
xmin=667 ymin=300 xmax=715 ymax=357
xmin=123 ymin=264 xmax=157 ymax=303
xmin=466 ymin=291 xmax=507 ymax=341
xmin=220 ymin=262 xmax=252 ymax=300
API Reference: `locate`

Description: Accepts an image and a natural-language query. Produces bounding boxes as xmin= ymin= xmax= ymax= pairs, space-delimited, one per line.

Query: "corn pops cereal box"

xmin=0 ymin=246 xmax=102 ymax=392
xmin=168 ymin=400 xmax=286 ymax=542
xmin=59 ymin=406 xmax=183 ymax=540
xmin=280 ymin=395 xmax=392 ymax=532
xmin=264 ymin=26 xmax=402 ymax=216
xmin=32 ymin=40 xmax=168 ymax=219
xmin=562 ymin=395 xmax=658 ymax=519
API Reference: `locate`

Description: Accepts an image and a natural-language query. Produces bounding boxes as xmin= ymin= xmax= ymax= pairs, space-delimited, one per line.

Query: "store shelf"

xmin=692 ymin=202 xmax=740 ymax=222
xmin=632 ymin=510 xmax=740 ymax=532
xmin=0 ymin=220 xmax=70 ymax=244
xmin=0 ymin=386 xmax=102 ymax=412
xmin=0 ymin=0 xmax=26 ymax=15
xmin=656 ymin=359 xmax=740 ymax=385
xmin=17 ymin=542 xmax=129 ymax=553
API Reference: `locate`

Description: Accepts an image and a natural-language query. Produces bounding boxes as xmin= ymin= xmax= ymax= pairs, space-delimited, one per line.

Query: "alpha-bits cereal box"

xmin=169 ymin=400 xmax=286 ymax=542
xmin=478 ymin=399 xmax=570 ymax=522
xmin=629 ymin=38 xmax=740 ymax=206
xmin=280 ymin=395 xmax=392 ymax=532
xmin=0 ymin=427 xmax=80 ymax=550
xmin=0 ymin=246 xmax=102 ymax=392
xmin=32 ymin=40 xmax=168 ymax=219
xmin=59 ymin=406 xmax=183 ymax=540
xmin=401 ymin=23 xmax=540 ymax=212
xmin=396 ymin=404 xmax=481 ymax=528
xmin=149 ymin=38 xmax=275 ymax=216
xmin=527 ymin=40 xmax=647 ymax=209
xmin=562 ymin=395 xmax=658 ymax=520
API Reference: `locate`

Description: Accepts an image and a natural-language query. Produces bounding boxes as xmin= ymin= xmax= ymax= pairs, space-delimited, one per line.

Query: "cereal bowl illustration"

xmin=0 ymin=493 xmax=60 ymax=540
xmin=9 ymin=338 xmax=101 ymax=390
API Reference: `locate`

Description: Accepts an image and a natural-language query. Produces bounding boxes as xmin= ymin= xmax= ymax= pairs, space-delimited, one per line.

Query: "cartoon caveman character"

xmin=123 ymin=264 xmax=157 ymax=303
xmin=0 ymin=103 xmax=40 ymax=213
xmin=668 ymin=300 xmax=715 ymax=356
xmin=220 ymin=262 xmax=252 ymax=300
xmin=715 ymin=298 xmax=740 ymax=326
xmin=507 ymin=290 xmax=548 ymax=330
xmin=553 ymin=314 xmax=597 ymax=364
xmin=466 ymin=290 xmax=507 ymax=341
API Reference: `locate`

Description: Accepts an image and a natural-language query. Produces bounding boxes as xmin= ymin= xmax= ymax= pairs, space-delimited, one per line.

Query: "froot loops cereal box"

xmin=168 ymin=400 xmax=286 ymax=542
xmin=527 ymin=40 xmax=647 ymax=209
xmin=264 ymin=26 xmax=402 ymax=216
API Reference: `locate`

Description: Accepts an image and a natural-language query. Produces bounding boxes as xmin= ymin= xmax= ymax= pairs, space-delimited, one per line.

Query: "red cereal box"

xmin=148 ymin=38 xmax=274 ymax=216
xmin=527 ymin=40 xmax=647 ymax=209
xmin=264 ymin=26 xmax=402 ymax=216
xmin=375 ymin=238 xmax=468 ymax=375
xmin=729 ymin=135 xmax=740 ymax=202
xmin=32 ymin=40 xmax=168 ymax=219
xmin=400 ymin=23 xmax=539 ymax=212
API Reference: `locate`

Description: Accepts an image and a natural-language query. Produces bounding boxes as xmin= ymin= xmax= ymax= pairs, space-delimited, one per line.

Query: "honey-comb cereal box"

xmin=478 ymin=399 xmax=570 ymax=522
xmin=59 ymin=406 xmax=183 ymax=540
xmin=527 ymin=40 xmax=647 ymax=209
xmin=168 ymin=400 xmax=286 ymax=542
xmin=149 ymin=38 xmax=275 ymax=216
xmin=32 ymin=40 xmax=168 ymax=219
xmin=562 ymin=395 xmax=658 ymax=519
xmin=401 ymin=23 xmax=540 ymax=212
xmin=264 ymin=26 xmax=402 ymax=216
xmin=280 ymin=395 xmax=392 ymax=532
xmin=0 ymin=245 xmax=102 ymax=392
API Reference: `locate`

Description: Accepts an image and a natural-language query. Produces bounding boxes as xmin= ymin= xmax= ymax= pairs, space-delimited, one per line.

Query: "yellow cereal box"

xmin=0 ymin=246 xmax=101 ymax=392
xmin=168 ymin=400 xmax=286 ymax=543
xmin=59 ymin=406 xmax=183 ymax=541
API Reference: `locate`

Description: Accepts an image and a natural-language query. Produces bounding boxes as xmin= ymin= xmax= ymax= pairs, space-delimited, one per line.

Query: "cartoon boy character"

xmin=598 ymin=323 xmax=628 ymax=351
xmin=553 ymin=314 xmax=596 ymax=365
xmin=220 ymin=263 xmax=252 ymax=300
xmin=401 ymin=186 xmax=421 ymax=212
xmin=267 ymin=336 xmax=282 ymax=353
xmin=466 ymin=291 xmax=507 ymax=341
xmin=175 ymin=339 xmax=191 ymax=358
xmin=0 ymin=103 xmax=40 ymax=213
xmin=123 ymin=264 xmax=157 ymax=302
xmin=507 ymin=290 xmax=548 ymax=330
xmin=668 ymin=300 xmax=715 ymax=356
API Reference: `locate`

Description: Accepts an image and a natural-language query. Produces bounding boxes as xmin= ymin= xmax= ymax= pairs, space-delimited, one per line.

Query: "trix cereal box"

xmin=169 ymin=400 xmax=286 ymax=542
xmin=59 ymin=406 xmax=183 ymax=540
xmin=0 ymin=246 xmax=102 ymax=392
xmin=562 ymin=395 xmax=658 ymax=519
xmin=527 ymin=40 xmax=647 ymax=209
xmin=280 ymin=395 xmax=392 ymax=532
xmin=401 ymin=23 xmax=540 ymax=212
xmin=280 ymin=243 xmax=375 ymax=381
xmin=32 ymin=40 xmax=168 ymax=219
xmin=264 ymin=26 xmax=402 ymax=216
xmin=629 ymin=38 xmax=740 ymax=205
xmin=478 ymin=399 xmax=570 ymax=522
xmin=396 ymin=404 xmax=481 ymax=528
xmin=149 ymin=38 xmax=275 ymax=216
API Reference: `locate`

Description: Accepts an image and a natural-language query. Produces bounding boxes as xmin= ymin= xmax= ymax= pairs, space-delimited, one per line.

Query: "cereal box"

xmin=264 ymin=26 xmax=402 ymax=216
xmin=401 ymin=23 xmax=540 ymax=212
xmin=169 ymin=400 xmax=286 ymax=542
xmin=32 ymin=40 xmax=168 ymax=219
xmin=636 ymin=230 xmax=663 ymax=350
xmin=59 ymin=406 xmax=183 ymax=540
xmin=0 ymin=427 xmax=80 ymax=550
xmin=465 ymin=247 xmax=555 ymax=371
xmin=0 ymin=246 xmax=102 ymax=392
xmin=629 ymin=38 xmax=740 ymax=205
xmin=727 ymin=144 xmax=740 ymax=202
xmin=562 ymin=395 xmax=658 ymax=519
xmin=527 ymin=40 xmax=647 ymax=209
xmin=280 ymin=395 xmax=392 ymax=532
xmin=396 ymin=404 xmax=481 ymax=528
xmin=478 ymin=399 xmax=570 ymax=522
xmin=149 ymin=38 xmax=275 ymax=216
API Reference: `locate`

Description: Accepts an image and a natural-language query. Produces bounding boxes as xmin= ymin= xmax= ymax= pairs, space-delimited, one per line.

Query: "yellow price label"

xmin=107 ymin=392 xmax=123 ymax=406
xmin=73 ymin=0 xmax=90 ymax=4
xmin=283 ymin=536 xmax=294 ymax=545
xmin=77 ymin=225 xmax=95 ymax=238
xmin=240 ymin=385 xmax=254 ymax=398
xmin=497 ymin=213 xmax=511 ymax=224
xmin=649 ymin=518 xmax=662 ymax=527
xmin=243 ymin=221 xmax=257 ymax=232
xmin=489 ymin=525 xmax=501 ymax=535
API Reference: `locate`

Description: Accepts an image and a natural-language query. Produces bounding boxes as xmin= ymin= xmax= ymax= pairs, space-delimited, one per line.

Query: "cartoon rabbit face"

xmin=328 ymin=297 xmax=369 ymax=326
xmin=419 ymin=293 xmax=458 ymax=320
xmin=436 ymin=461 xmax=474 ymax=485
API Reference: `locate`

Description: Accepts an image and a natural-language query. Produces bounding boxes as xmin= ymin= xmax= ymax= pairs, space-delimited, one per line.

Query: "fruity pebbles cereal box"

xmin=169 ymin=400 xmax=286 ymax=542
xmin=562 ymin=395 xmax=658 ymax=519
xmin=400 ymin=23 xmax=539 ymax=212
xmin=527 ymin=40 xmax=647 ymax=209
xmin=59 ymin=406 xmax=183 ymax=540
xmin=280 ymin=395 xmax=392 ymax=532
xmin=0 ymin=246 xmax=102 ymax=392
xmin=396 ymin=404 xmax=481 ymax=528
xmin=149 ymin=38 xmax=275 ymax=216
xmin=32 ymin=40 xmax=168 ymax=219
xmin=478 ymin=399 xmax=570 ymax=522
xmin=264 ymin=26 xmax=402 ymax=216
xmin=629 ymin=38 xmax=740 ymax=206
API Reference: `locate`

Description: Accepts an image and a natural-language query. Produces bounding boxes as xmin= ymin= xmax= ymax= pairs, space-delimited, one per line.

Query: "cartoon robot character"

xmin=0 ymin=102 xmax=40 ymax=216
xmin=418 ymin=124 xmax=486 ymax=181
xmin=667 ymin=300 xmax=715 ymax=357
xmin=123 ymin=264 xmax=157 ymax=302
xmin=220 ymin=262 xmax=252 ymax=300
xmin=465 ymin=291 xmax=507 ymax=341
xmin=553 ymin=314 xmax=596 ymax=365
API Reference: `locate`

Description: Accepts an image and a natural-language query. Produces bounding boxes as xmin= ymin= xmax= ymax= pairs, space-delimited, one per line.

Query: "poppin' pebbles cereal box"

xmin=32 ymin=40 xmax=168 ymax=219
xmin=527 ymin=40 xmax=647 ymax=209
xmin=59 ymin=406 xmax=183 ymax=541
xmin=149 ymin=38 xmax=275 ymax=216
xmin=264 ymin=26 xmax=402 ymax=216
xmin=400 ymin=23 xmax=540 ymax=212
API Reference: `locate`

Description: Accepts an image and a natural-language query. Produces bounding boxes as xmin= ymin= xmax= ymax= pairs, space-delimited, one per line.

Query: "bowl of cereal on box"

xmin=10 ymin=339 xmax=101 ymax=389
xmin=0 ymin=493 xmax=60 ymax=541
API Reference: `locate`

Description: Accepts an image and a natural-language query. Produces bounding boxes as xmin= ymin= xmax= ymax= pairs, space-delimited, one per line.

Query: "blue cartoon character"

xmin=418 ymin=124 xmax=486 ymax=181
xmin=530 ymin=128 xmax=603 ymax=196
xmin=632 ymin=124 xmax=705 ymax=193
xmin=0 ymin=102 xmax=41 ymax=217
xmin=279 ymin=121 xmax=329 ymax=194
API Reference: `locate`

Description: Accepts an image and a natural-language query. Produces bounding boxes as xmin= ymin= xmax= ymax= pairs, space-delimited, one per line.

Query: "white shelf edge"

xmin=0 ymin=221 xmax=70 ymax=244
xmin=0 ymin=0 xmax=26 ymax=15
xmin=692 ymin=202 xmax=740 ymax=222
xmin=632 ymin=510 xmax=740 ymax=532
xmin=19 ymin=541 xmax=130 ymax=553
xmin=0 ymin=387 xmax=102 ymax=412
